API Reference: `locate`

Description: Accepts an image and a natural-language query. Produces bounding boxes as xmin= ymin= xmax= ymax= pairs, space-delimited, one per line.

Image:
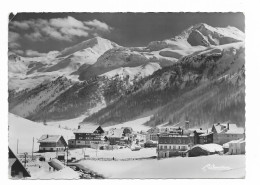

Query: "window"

xmin=160 ymin=146 xmax=163 ymax=149
xmin=169 ymin=146 xmax=171 ymax=149
xmin=164 ymin=146 xmax=167 ymax=149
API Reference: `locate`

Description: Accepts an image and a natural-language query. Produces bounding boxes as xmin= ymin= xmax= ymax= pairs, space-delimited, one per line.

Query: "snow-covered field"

xmin=70 ymin=147 xmax=156 ymax=159
xmin=78 ymin=155 xmax=245 ymax=179
xmin=8 ymin=113 xmax=74 ymax=154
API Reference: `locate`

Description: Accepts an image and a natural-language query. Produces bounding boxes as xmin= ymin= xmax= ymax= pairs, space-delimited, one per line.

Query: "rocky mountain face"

xmin=8 ymin=23 xmax=245 ymax=128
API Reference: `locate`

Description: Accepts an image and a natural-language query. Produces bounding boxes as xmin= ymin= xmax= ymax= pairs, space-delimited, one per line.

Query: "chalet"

xmin=69 ymin=125 xmax=105 ymax=148
xmin=9 ymin=147 xmax=31 ymax=179
xmin=193 ymin=128 xmax=213 ymax=145
xmin=106 ymin=128 xmax=130 ymax=145
xmin=38 ymin=135 xmax=67 ymax=152
xmin=211 ymin=122 xmax=245 ymax=145
xmin=146 ymin=127 xmax=160 ymax=141
xmin=157 ymin=133 xmax=194 ymax=158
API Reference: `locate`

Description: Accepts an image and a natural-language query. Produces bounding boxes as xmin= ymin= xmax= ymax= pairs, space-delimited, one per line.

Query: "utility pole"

xmin=17 ymin=139 xmax=19 ymax=154
xmin=67 ymin=147 xmax=69 ymax=166
xmin=24 ymin=152 xmax=28 ymax=167
xmin=157 ymin=133 xmax=160 ymax=160
xmin=32 ymin=137 xmax=34 ymax=161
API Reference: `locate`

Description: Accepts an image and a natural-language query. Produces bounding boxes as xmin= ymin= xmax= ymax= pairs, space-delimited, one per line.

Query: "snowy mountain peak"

xmin=58 ymin=36 xmax=119 ymax=58
xmin=147 ymin=23 xmax=244 ymax=51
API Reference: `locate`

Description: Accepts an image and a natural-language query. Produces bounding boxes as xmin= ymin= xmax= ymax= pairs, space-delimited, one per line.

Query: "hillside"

xmin=8 ymin=113 xmax=74 ymax=154
xmin=8 ymin=23 xmax=245 ymax=128
xmin=83 ymin=42 xmax=245 ymax=127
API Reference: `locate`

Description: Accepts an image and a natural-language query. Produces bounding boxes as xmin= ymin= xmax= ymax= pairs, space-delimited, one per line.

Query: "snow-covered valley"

xmin=77 ymin=155 xmax=245 ymax=178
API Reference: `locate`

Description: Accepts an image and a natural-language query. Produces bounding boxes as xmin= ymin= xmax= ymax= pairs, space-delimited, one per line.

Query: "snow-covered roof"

xmin=213 ymin=122 xmax=244 ymax=134
xmin=107 ymin=128 xmax=124 ymax=138
xmin=223 ymin=138 xmax=245 ymax=148
xmin=194 ymin=129 xmax=208 ymax=134
xmin=38 ymin=135 xmax=62 ymax=143
xmin=225 ymin=127 xmax=244 ymax=134
xmin=191 ymin=144 xmax=223 ymax=153
xmin=199 ymin=132 xmax=213 ymax=137
xmin=73 ymin=125 xmax=101 ymax=134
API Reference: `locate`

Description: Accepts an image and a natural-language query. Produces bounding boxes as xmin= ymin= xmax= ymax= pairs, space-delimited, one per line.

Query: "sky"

xmin=8 ymin=12 xmax=245 ymax=57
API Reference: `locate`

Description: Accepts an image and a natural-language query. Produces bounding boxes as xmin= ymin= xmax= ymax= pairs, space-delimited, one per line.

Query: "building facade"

xmin=157 ymin=133 xmax=194 ymax=158
xmin=69 ymin=126 xmax=105 ymax=148
xmin=38 ymin=135 xmax=67 ymax=152
xmin=211 ymin=122 xmax=245 ymax=145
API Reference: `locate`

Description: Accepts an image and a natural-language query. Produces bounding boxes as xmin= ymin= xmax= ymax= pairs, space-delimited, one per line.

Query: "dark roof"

xmin=9 ymin=147 xmax=31 ymax=177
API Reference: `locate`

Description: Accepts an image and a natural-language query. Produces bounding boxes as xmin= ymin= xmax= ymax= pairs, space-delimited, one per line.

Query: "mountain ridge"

xmin=8 ymin=23 xmax=245 ymax=128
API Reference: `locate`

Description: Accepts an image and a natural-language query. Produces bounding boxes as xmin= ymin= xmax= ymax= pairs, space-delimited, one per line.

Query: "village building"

xmin=211 ymin=122 xmax=245 ymax=145
xmin=38 ymin=135 xmax=67 ymax=152
xmin=159 ymin=126 xmax=183 ymax=135
xmin=146 ymin=127 xmax=160 ymax=141
xmin=106 ymin=128 xmax=130 ymax=145
xmin=157 ymin=133 xmax=194 ymax=158
xmin=9 ymin=147 xmax=31 ymax=179
xmin=223 ymin=139 xmax=246 ymax=155
xmin=192 ymin=128 xmax=213 ymax=145
xmin=130 ymin=132 xmax=147 ymax=146
xmin=68 ymin=125 xmax=106 ymax=149
xmin=198 ymin=132 xmax=213 ymax=144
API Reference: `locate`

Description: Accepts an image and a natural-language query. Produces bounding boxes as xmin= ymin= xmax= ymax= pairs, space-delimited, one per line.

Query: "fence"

xmin=82 ymin=156 xmax=157 ymax=161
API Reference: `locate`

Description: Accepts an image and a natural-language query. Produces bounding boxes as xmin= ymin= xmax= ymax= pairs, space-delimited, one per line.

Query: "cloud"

xmin=24 ymin=31 xmax=44 ymax=41
xmin=8 ymin=31 xmax=21 ymax=49
xmin=60 ymin=27 xmax=89 ymax=37
xmin=9 ymin=16 xmax=113 ymax=42
xmin=50 ymin=16 xmax=87 ymax=29
xmin=25 ymin=50 xmax=47 ymax=57
xmin=13 ymin=49 xmax=24 ymax=55
xmin=9 ymin=31 xmax=20 ymax=42
xmin=84 ymin=19 xmax=113 ymax=32
xmin=9 ymin=21 xmax=31 ymax=30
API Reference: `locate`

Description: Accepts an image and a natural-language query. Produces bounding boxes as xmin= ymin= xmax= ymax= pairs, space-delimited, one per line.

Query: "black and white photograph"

xmin=2 ymin=0 xmax=257 ymax=179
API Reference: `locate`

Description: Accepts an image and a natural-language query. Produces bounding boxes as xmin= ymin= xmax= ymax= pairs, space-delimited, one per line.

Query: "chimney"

xmin=227 ymin=123 xmax=229 ymax=130
xmin=46 ymin=134 xmax=48 ymax=138
xmin=78 ymin=125 xmax=81 ymax=129
xmin=200 ymin=128 xmax=202 ymax=130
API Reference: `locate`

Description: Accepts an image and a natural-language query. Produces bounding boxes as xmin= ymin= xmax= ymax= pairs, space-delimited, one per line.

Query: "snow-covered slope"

xmin=100 ymin=63 xmax=161 ymax=82
xmin=8 ymin=113 xmax=74 ymax=154
xmin=8 ymin=37 xmax=119 ymax=91
xmin=147 ymin=23 xmax=244 ymax=51
xmin=103 ymin=116 xmax=152 ymax=132
xmin=9 ymin=76 xmax=73 ymax=118
xmin=9 ymin=23 xmax=245 ymax=127
xmin=44 ymin=37 xmax=119 ymax=74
